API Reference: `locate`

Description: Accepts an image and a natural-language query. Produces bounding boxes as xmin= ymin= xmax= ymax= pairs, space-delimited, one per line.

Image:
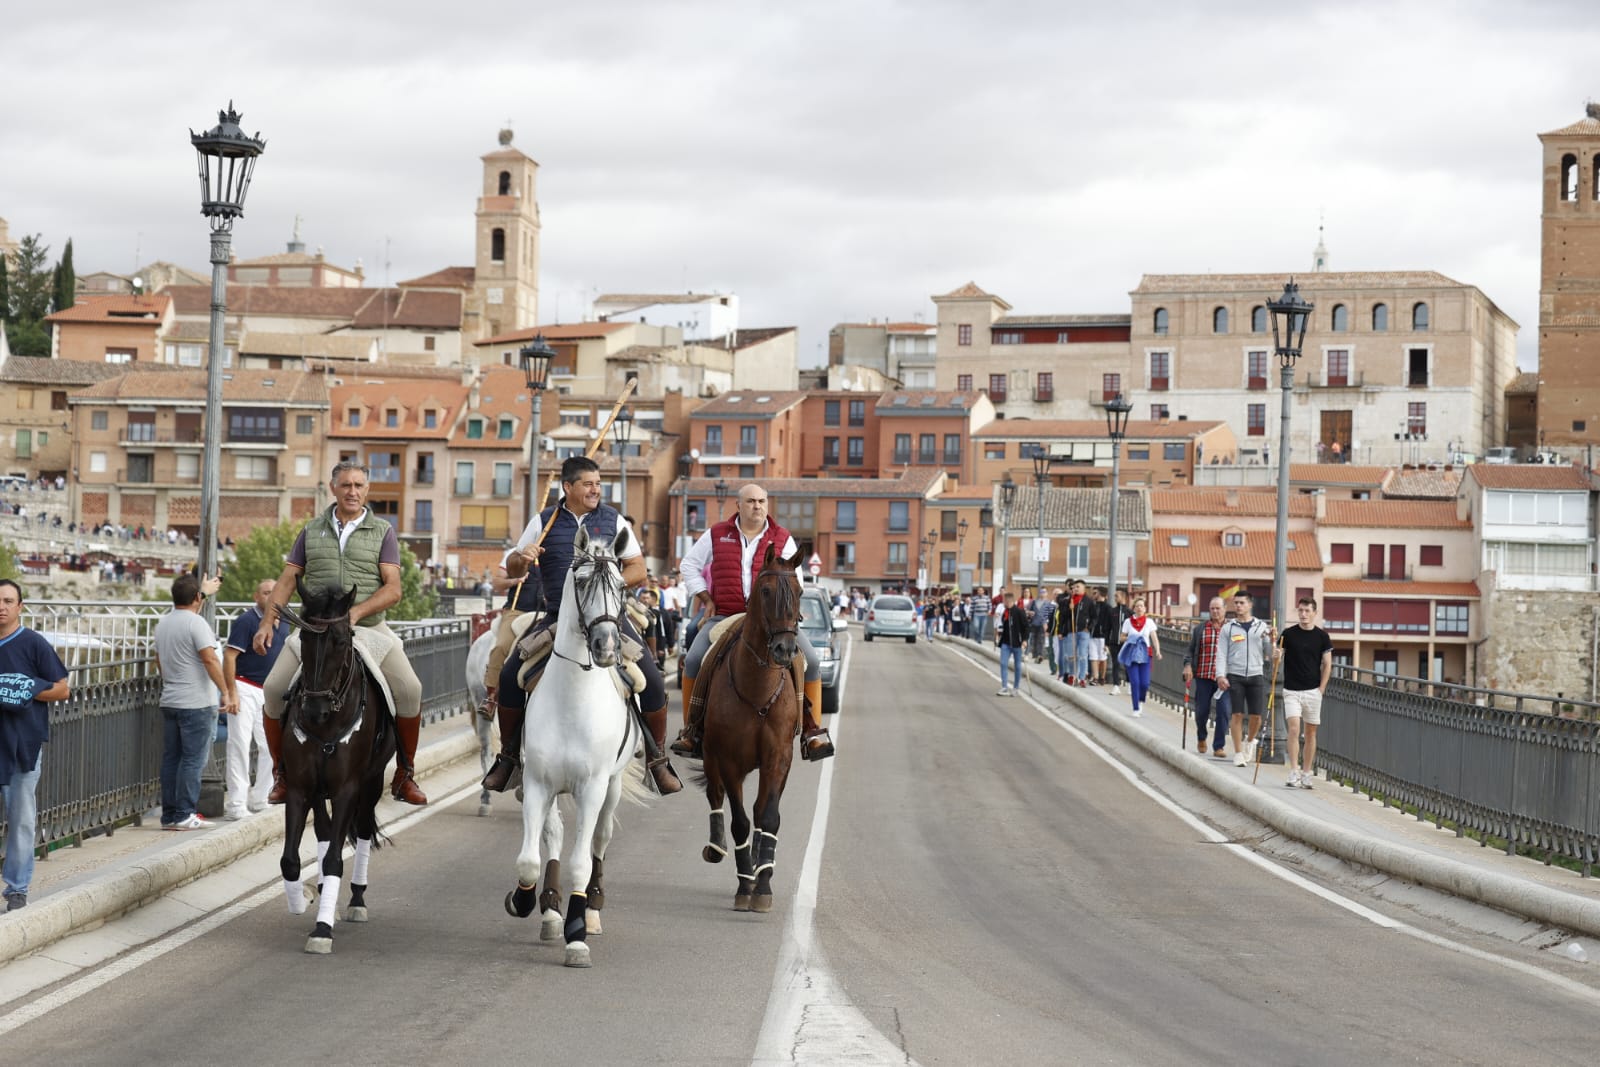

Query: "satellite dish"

xmin=132 ymin=276 xmax=145 ymax=294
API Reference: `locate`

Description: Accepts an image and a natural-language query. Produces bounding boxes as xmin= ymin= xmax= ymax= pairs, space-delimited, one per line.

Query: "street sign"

xmin=1032 ymin=537 xmax=1050 ymax=563
xmin=807 ymin=552 xmax=822 ymax=576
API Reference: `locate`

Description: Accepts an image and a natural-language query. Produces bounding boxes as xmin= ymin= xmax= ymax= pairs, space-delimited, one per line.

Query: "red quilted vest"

xmin=708 ymin=517 xmax=791 ymax=617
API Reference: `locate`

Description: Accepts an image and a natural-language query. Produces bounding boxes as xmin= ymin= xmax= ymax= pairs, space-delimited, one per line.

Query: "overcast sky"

xmin=6 ymin=1 xmax=1596 ymax=369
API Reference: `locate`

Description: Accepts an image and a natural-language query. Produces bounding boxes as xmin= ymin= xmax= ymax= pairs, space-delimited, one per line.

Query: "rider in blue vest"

xmin=481 ymin=456 xmax=682 ymax=796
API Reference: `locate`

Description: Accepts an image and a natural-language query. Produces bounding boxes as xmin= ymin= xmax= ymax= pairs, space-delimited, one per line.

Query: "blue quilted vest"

xmin=512 ymin=502 xmax=620 ymax=615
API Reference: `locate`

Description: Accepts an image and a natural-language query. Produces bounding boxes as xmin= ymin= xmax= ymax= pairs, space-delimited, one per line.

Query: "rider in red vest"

xmin=671 ymin=483 xmax=834 ymax=761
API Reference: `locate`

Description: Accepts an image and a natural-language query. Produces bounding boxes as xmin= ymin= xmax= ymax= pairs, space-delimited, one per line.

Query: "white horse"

xmin=465 ymin=629 xmax=504 ymax=817
xmin=503 ymin=525 xmax=651 ymax=967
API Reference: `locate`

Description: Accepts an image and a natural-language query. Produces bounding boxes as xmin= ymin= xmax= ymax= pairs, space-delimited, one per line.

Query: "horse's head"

xmin=282 ymin=576 xmax=358 ymax=724
xmin=567 ymin=525 xmax=629 ymax=667
xmin=750 ymin=543 xmax=802 ymax=666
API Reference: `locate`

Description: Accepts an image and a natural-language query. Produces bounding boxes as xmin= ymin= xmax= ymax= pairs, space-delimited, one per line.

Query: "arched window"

xmin=1153 ymin=307 xmax=1169 ymax=336
xmin=1412 ymin=302 xmax=1429 ymax=331
xmin=1251 ymin=306 xmax=1267 ymax=333
xmin=1331 ymin=304 xmax=1349 ymax=332
xmin=1561 ymin=154 xmax=1578 ymax=201
xmin=498 ymin=170 xmax=511 ymax=195
xmin=491 ymin=228 xmax=506 ymax=262
xmin=1371 ymin=303 xmax=1389 ymax=331
xmin=1212 ymin=306 xmax=1229 ymax=334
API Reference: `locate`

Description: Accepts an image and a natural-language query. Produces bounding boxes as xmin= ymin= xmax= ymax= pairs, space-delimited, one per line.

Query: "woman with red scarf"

xmin=1117 ymin=596 xmax=1162 ymax=717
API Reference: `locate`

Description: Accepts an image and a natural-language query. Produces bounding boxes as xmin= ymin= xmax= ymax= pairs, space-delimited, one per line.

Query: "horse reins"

xmin=730 ymin=570 xmax=799 ymax=716
xmin=549 ymin=553 xmax=625 ymax=672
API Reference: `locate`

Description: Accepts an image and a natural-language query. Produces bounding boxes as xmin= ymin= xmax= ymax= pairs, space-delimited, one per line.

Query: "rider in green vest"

xmin=255 ymin=460 xmax=428 ymax=806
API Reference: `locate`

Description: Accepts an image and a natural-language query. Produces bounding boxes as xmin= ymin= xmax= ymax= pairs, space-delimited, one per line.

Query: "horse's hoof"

xmin=540 ymin=910 xmax=562 ymax=941
xmin=585 ymin=911 xmax=602 ymax=935
xmin=734 ymin=894 xmax=752 ymax=912
xmin=751 ymin=894 xmax=773 ymax=914
xmin=702 ymin=845 xmax=725 ymax=864
xmin=564 ymin=942 xmax=592 ymax=968
xmin=515 ymin=785 xmax=525 ymax=803
xmin=477 ymin=801 xmax=491 ymax=817
xmin=304 ymin=922 xmax=334 ymax=954
xmin=506 ymin=887 xmax=538 ymax=919
xmin=346 ymin=906 xmax=368 ymax=923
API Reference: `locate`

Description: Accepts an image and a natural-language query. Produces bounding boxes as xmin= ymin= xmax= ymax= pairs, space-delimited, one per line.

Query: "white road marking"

xmin=0 ymin=781 xmax=482 ymax=1036
xmin=753 ymin=632 xmax=921 ymax=1066
xmin=938 ymin=642 xmax=1600 ymax=1006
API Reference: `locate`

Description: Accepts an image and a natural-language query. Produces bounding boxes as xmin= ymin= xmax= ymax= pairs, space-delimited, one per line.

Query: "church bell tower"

xmin=471 ymin=128 xmax=541 ymax=341
xmin=1536 ymin=103 xmax=1600 ymax=449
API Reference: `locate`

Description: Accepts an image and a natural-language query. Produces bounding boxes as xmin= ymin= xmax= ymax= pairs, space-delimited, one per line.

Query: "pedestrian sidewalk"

xmin=942 ymin=636 xmax=1600 ymax=941
xmin=0 ymin=722 xmax=483 ymax=968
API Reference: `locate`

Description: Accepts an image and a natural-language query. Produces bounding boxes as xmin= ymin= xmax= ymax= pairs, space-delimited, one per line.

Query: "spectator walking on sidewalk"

xmin=1279 ymin=597 xmax=1334 ymax=788
xmin=1182 ymin=596 xmax=1233 ymax=759
xmin=222 ymin=579 xmax=285 ymax=819
xmin=995 ymin=590 xmax=1029 ymax=696
xmin=1215 ymin=592 xmax=1275 ymax=768
xmin=1118 ymin=596 xmax=1161 ymax=716
xmin=154 ymin=571 xmax=229 ymax=830
xmin=0 ymin=579 xmax=71 ymax=911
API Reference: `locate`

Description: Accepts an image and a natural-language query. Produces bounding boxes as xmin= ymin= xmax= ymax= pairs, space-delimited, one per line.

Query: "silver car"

xmin=864 ymin=594 xmax=918 ymax=643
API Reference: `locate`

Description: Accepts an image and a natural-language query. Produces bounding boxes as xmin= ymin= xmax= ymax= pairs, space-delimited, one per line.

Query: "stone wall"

xmin=1478 ymin=584 xmax=1600 ymax=702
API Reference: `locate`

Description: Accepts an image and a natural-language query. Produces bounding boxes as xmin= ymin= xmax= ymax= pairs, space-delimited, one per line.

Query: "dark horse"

xmin=698 ymin=544 xmax=803 ymax=912
xmin=276 ymin=578 xmax=397 ymax=954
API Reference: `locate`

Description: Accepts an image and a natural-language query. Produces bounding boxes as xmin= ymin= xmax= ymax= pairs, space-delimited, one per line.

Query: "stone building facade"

xmin=1536 ymin=103 xmax=1600 ymax=451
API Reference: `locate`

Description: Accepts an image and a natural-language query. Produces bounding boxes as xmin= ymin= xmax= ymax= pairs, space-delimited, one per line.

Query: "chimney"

xmin=1314 ymin=488 xmax=1326 ymax=520
xmin=1224 ymin=488 xmax=1239 ymax=508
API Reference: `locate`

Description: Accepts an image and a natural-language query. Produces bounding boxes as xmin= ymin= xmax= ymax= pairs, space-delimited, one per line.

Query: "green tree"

xmin=52 ymin=239 xmax=75 ymax=314
xmin=0 ymin=539 xmax=18 ymax=582
xmin=218 ymin=517 xmax=439 ymax=620
xmin=0 ymin=257 xmax=11 ymax=325
xmin=6 ymin=319 xmax=48 ymax=357
xmin=9 ymin=235 xmax=52 ymax=324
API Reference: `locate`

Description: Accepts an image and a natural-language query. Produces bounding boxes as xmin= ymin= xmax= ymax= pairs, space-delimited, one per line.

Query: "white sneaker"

xmin=1110 ymin=685 xmax=1121 ymax=696
xmin=1130 ymin=709 xmax=1143 ymax=718
xmin=168 ymin=814 xmax=212 ymax=831
xmin=1245 ymin=740 xmax=1259 ymax=763
xmin=1233 ymin=751 xmax=1248 ymax=767
xmin=1285 ymin=770 xmax=1302 ymax=788
xmin=996 ymin=686 xmax=1010 ymax=696
xmin=1298 ymin=771 xmax=1314 ymax=789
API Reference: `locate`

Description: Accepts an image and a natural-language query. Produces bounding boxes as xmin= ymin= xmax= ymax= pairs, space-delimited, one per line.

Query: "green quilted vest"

xmin=300 ymin=506 xmax=389 ymax=626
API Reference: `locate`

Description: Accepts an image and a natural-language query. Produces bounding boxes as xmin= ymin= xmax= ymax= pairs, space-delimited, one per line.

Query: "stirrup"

xmin=481 ymin=752 xmax=519 ymax=793
xmin=648 ymin=754 xmax=683 ymax=794
xmin=801 ymin=730 xmax=835 ymax=762
xmin=669 ymin=727 xmax=700 ymax=757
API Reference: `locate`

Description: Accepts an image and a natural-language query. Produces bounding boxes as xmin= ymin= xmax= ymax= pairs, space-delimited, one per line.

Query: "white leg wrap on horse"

xmin=352 ymin=838 xmax=372 ymax=884
xmin=284 ymin=879 xmax=308 ymax=915
xmin=316 ymin=875 xmax=342 ymax=928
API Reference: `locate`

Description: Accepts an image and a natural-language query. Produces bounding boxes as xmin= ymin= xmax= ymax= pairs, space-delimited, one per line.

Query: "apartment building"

xmin=997 ymin=487 xmax=1151 ymax=599
xmin=686 ymin=390 xmax=809 ymax=482
xmin=1128 ymin=271 xmax=1519 ymax=467
xmin=971 ymin=419 xmax=1237 ymax=492
xmin=68 ymin=369 xmax=329 ymax=541
xmin=1144 ymin=487 xmax=1321 ymax=616
xmin=0 ymin=356 xmax=176 ymax=481
xmin=870 ymin=390 xmax=994 ymax=487
xmin=45 ymin=293 xmax=174 ymax=364
xmin=828 ymin=321 xmax=939 ymax=387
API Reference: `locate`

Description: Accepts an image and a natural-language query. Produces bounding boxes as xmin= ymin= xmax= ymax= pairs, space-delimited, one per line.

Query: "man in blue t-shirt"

xmin=0 ymin=579 xmax=71 ymax=911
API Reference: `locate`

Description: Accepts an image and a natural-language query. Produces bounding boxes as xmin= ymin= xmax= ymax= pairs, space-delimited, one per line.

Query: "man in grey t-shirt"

xmin=153 ymin=571 xmax=230 ymax=830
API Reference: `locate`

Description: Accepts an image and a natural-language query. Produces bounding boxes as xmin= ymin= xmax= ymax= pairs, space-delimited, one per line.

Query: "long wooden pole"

xmin=507 ymin=378 xmax=640 ymax=602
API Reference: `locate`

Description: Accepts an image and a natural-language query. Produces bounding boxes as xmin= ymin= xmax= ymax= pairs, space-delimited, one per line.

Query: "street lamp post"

xmin=190 ymin=104 xmax=264 ymax=622
xmin=1104 ymin=393 xmax=1133 ymax=619
xmin=956 ymin=517 xmax=969 ymax=591
xmin=676 ymin=451 xmax=694 ymax=560
xmin=1032 ymin=452 xmax=1051 ymax=601
xmin=1265 ymin=279 xmax=1313 ymax=765
xmin=997 ymin=475 xmax=1017 ymax=592
xmin=518 ymin=335 xmax=556 ymax=529
xmin=612 ymin=405 xmax=634 ymax=520
xmin=922 ymin=529 xmax=938 ymax=594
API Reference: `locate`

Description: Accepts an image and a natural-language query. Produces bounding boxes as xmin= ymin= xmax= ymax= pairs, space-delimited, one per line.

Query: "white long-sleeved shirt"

xmin=680 ymin=521 xmax=800 ymax=605
xmin=1215 ymin=615 xmax=1274 ymax=678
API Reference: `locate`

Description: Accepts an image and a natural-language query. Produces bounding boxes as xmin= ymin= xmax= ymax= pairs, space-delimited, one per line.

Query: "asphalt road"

xmin=3 ymin=632 xmax=1599 ymax=1065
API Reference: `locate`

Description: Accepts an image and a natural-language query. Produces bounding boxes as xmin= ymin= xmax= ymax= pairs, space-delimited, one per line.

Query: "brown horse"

xmin=697 ymin=544 xmax=803 ymax=912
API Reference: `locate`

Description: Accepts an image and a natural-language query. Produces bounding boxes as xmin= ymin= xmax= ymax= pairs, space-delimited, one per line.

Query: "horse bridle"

xmin=739 ymin=570 xmax=799 ymax=669
xmin=551 ymin=551 xmax=625 ymax=672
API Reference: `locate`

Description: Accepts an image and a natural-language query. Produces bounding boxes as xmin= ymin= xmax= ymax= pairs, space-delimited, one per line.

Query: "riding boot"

xmin=264 ymin=714 xmax=288 ymax=804
xmin=479 ymin=684 xmax=498 ymax=722
xmin=643 ymin=707 xmax=683 ymax=795
xmin=390 ymin=716 xmax=428 ymax=805
xmin=481 ymin=703 xmax=524 ymax=793
xmin=670 ymin=674 xmax=701 ymax=756
xmin=800 ymin=679 xmax=834 ymax=762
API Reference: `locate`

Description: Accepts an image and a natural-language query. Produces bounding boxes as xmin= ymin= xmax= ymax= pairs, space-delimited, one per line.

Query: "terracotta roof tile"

xmin=398 ymin=266 xmax=475 ymax=289
xmin=162 ymin=285 xmax=461 ymax=329
xmin=329 ymin=378 xmax=467 ymax=440
xmin=934 ymin=282 xmax=1010 ymax=308
xmin=1540 ymin=112 xmax=1600 ymax=138
xmin=1321 ymin=500 xmax=1469 ymax=528
xmin=1322 ymin=578 xmax=1480 ymax=598
xmin=1288 ymin=464 xmax=1392 ymax=486
xmin=689 ymin=327 xmax=796 ymax=351
xmin=875 ymin=390 xmax=982 ymax=413
xmin=474 ymin=322 xmax=629 ymax=346
xmin=241 ymin=332 xmax=377 ymax=361
xmin=1151 ymin=488 xmax=1316 ymax=517
xmin=690 ymin=390 xmax=808 ymax=417
xmin=45 ymin=293 xmax=170 ymax=324
xmin=451 ymin=366 xmax=533 ymax=448
xmin=0 ymin=356 xmax=180 ymax=386
xmin=595 ymin=293 xmax=726 ymax=306
xmin=976 ymin=419 xmax=1225 ymax=440
xmin=676 ymin=468 xmax=945 ymax=500
xmin=1150 ymin=527 xmax=1322 ymax=570
xmin=67 ymin=369 xmax=328 ymax=407
xmin=1504 ymin=371 xmax=1539 ymax=396
xmin=1466 ymin=464 xmax=1594 ymax=490
xmin=1381 ymin=468 xmax=1465 ymax=499
xmin=1005 ymin=487 xmax=1150 ymax=534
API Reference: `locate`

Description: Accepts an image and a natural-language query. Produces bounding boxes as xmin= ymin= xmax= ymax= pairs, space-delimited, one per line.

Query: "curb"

xmin=0 ymin=721 xmax=482 ymax=966
xmin=940 ymin=635 xmax=1600 ymax=941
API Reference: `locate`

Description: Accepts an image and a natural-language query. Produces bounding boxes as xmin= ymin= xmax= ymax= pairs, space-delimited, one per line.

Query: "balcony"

xmin=1032 ymin=388 xmax=1054 ymax=403
xmin=987 ymin=389 xmax=1008 ymax=404
xmin=884 ymin=560 xmax=908 ymax=574
xmin=891 ymin=450 xmax=911 ymax=465
xmin=414 ymin=470 xmax=435 ymax=485
xmin=370 ymin=466 xmax=401 ymax=484
xmin=943 ymin=450 xmax=962 ymax=466
xmin=832 ymin=560 xmax=855 ymax=574
xmin=492 ymin=479 xmax=514 ymax=498
xmin=453 ymin=479 xmax=475 ymax=496
xmin=457 ymin=525 xmax=511 ymax=543
xmin=411 ymin=517 xmax=434 ymax=534
xmin=917 ymin=451 xmax=936 ymax=465
xmin=1247 ymin=376 xmax=1268 ymax=391
xmin=119 ymin=431 xmax=203 ymax=448
xmin=1301 ymin=370 xmax=1367 ymax=389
